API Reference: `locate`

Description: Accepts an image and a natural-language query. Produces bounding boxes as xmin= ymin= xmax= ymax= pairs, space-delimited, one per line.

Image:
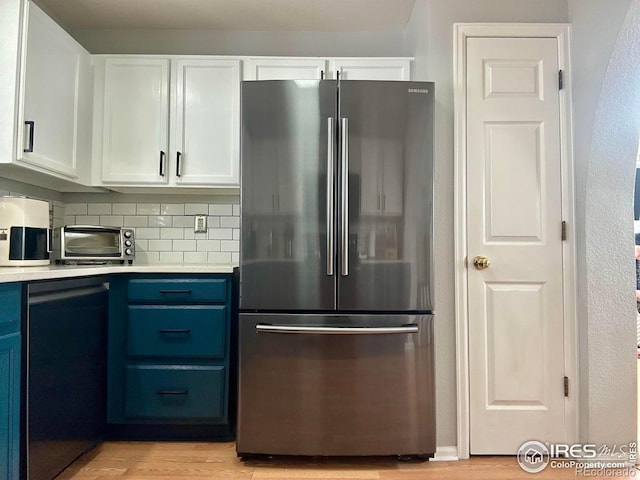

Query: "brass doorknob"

xmin=473 ymin=256 xmax=491 ymax=270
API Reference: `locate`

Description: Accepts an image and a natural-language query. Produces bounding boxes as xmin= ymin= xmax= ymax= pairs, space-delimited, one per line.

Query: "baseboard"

xmin=432 ymin=446 xmax=459 ymax=461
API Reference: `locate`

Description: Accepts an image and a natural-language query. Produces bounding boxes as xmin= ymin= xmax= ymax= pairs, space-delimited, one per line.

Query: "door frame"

xmin=453 ymin=23 xmax=577 ymax=459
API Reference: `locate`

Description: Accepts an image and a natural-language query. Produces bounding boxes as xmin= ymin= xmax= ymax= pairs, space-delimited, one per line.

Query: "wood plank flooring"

xmin=56 ymin=441 xmax=638 ymax=480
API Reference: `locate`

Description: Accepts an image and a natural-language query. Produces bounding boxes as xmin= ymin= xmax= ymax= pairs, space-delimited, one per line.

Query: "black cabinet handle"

xmin=24 ymin=121 xmax=35 ymax=153
xmin=176 ymin=151 xmax=182 ymax=177
xmin=156 ymin=390 xmax=188 ymax=396
xmin=320 ymin=70 xmax=324 ymax=79
xmin=159 ymin=151 xmax=166 ymax=176
xmin=158 ymin=329 xmax=191 ymax=334
xmin=158 ymin=289 xmax=192 ymax=294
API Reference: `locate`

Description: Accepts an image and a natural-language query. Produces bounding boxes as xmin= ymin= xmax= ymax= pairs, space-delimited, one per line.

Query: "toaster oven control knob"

xmin=124 ymin=240 xmax=132 ymax=247
xmin=124 ymin=230 xmax=133 ymax=238
xmin=125 ymin=248 xmax=133 ymax=256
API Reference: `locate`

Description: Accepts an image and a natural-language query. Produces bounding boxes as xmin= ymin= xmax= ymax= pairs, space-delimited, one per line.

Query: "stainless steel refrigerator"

xmin=238 ymin=79 xmax=435 ymax=458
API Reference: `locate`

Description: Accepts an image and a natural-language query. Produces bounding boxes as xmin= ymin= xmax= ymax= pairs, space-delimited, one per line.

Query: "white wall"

xmin=69 ymin=29 xmax=406 ymax=57
xmin=568 ymin=0 xmax=638 ymax=446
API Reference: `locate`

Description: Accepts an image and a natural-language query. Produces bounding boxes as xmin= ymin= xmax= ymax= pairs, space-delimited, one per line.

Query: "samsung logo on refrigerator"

xmin=408 ymin=88 xmax=429 ymax=94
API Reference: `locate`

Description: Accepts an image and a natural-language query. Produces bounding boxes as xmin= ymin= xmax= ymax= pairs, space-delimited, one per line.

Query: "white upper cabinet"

xmin=244 ymin=58 xmax=327 ymax=81
xmin=172 ymin=59 xmax=240 ymax=185
xmin=97 ymin=56 xmax=241 ymax=187
xmin=16 ymin=1 xmax=92 ymax=181
xmin=331 ymin=58 xmax=411 ymax=81
xmin=101 ymin=57 xmax=170 ymax=184
xmin=243 ymin=57 xmax=411 ymax=81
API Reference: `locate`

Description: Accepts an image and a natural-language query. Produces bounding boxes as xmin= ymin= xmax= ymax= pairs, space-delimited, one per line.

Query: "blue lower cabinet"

xmin=108 ymin=274 xmax=235 ymax=438
xmin=124 ymin=365 xmax=225 ymax=419
xmin=0 ymin=332 xmax=20 ymax=480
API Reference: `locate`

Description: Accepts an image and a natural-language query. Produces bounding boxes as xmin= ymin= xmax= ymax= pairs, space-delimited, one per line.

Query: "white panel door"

xmin=244 ymin=58 xmax=326 ymax=81
xmin=467 ymin=37 xmax=565 ymax=453
xmin=19 ymin=2 xmax=87 ymax=178
xmin=101 ymin=57 xmax=169 ymax=184
xmin=331 ymin=58 xmax=410 ymax=81
xmin=172 ymin=59 xmax=240 ymax=185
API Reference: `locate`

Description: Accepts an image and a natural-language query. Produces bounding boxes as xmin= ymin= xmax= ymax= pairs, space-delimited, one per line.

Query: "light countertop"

xmin=0 ymin=263 xmax=236 ymax=283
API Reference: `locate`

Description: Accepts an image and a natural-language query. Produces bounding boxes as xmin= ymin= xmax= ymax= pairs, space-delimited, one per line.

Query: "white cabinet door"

xmin=172 ymin=59 xmax=240 ymax=185
xmin=331 ymin=58 xmax=410 ymax=81
xmin=18 ymin=2 xmax=90 ymax=179
xmin=101 ymin=57 xmax=170 ymax=184
xmin=244 ymin=58 xmax=326 ymax=80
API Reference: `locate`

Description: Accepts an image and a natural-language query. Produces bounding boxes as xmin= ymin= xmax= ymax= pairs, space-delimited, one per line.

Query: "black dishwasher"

xmin=25 ymin=277 xmax=108 ymax=480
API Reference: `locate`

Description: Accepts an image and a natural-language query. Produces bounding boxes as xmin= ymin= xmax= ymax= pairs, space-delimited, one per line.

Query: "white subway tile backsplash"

xmin=232 ymin=252 xmax=240 ymax=265
xmin=136 ymin=227 xmax=161 ymax=240
xmin=208 ymin=252 xmax=232 ymax=263
xmin=197 ymin=239 xmax=221 ymax=252
xmin=184 ymin=252 xmax=208 ymax=263
xmin=75 ymin=215 xmax=100 ymax=224
xmin=220 ymin=240 xmax=239 ymax=252
xmin=161 ymin=203 xmax=185 ymax=215
xmin=160 ymin=228 xmax=184 ymax=240
xmin=185 ymin=203 xmax=208 ymax=215
xmin=172 ymin=216 xmax=192 ymax=228
xmin=148 ymin=215 xmax=172 ymax=227
xmin=220 ymin=216 xmax=240 ymax=228
xmin=209 ymin=228 xmax=233 ymax=240
xmin=148 ymin=239 xmax=173 ymax=251
xmin=173 ymin=240 xmax=196 ymax=252
xmin=209 ymin=204 xmax=233 ymax=216
xmin=137 ymin=203 xmax=160 ymax=215
xmin=160 ymin=251 xmax=184 ymax=263
xmin=65 ymin=203 xmax=88 ymax=215
xmin=136 ymin=251 xmax=160 ymax=264
xmin=112 ymin=203 xmax=137 ymax=215
xmin=124 ymin=216 xmax=148 ymax=227
xmin=207 ymin=216 xmax=221 ymax=228
xmin=100 ymin=215 xmax=124 ymax=227
xmin=63 ymin=197 xmax=240 ymax=264
xmin=88 ymin=203 xmax=112 ymax=215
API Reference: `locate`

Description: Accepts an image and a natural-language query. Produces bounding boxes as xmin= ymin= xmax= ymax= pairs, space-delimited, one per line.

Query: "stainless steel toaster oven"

xmin=52 ymin=225 xmax=135 ymax=264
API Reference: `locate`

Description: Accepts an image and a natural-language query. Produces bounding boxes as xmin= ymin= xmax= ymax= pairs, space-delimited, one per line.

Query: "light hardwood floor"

xmin=56 ymin=441 xmax=638 ymax=480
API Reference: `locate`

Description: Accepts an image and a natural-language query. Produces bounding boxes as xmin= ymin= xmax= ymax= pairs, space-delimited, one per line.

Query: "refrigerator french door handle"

xmin=255 ymin=324 xmax=419 ymax=335
xmin=327 ymin=117 xmax=335 ymax=276
xmin=340 ymin=117 xmax=349 ymax=276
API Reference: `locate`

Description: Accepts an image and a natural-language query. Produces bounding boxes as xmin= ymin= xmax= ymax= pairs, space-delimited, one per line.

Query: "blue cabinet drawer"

xmin=0 ymin=283 xmax=21 ymax=336
xmin=127 ymin=305 xmax=226 ymax=359
xmin=124 ymin=365 xmax=225 ymax=419
xmin=127 ymin=279 xmax=227 ymax=303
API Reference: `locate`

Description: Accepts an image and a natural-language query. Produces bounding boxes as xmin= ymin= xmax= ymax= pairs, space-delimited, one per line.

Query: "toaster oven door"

xmin=63 ymin=228 xmax=121 ymax=257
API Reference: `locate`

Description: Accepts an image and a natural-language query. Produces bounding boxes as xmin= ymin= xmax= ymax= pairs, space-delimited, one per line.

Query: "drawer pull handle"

xmin=156 ymin=390 xmax=188 ymax=396
xmin=158 ymin=329 xmax=191 ymax=334
xmin=158 ymin=289 xmax=192 ymax=295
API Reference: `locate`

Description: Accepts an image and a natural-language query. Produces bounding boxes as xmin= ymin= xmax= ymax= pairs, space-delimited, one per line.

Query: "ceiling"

xmin=36 ymin=0 xmax=417 ymax=31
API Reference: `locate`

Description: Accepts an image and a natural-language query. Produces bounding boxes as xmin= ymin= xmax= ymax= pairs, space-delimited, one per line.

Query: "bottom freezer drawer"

xmin=237 ymin=313 xmax=435 ymax=456
xmin=124 ymin=365 xmax=225 ymax=420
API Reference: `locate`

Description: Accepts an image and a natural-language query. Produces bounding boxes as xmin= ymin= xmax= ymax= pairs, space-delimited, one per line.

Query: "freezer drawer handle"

xmin=156 ymin=390 xmax=189 ymax=396
xmin=255 ymin=324 xmax=419 ymax=335
xmin=158 ymin=329 xmax=191 ymax=334
xmin=158 ymin=289 xmax=192 ymax=295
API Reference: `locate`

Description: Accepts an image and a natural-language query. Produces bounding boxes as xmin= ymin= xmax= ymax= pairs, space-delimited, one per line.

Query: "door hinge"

xmin=561 ymin=220 xmax=567 ymax=241
xmin=559 ymin=70 xmax=564 ymax=90
xmin=564 ymin=376 xmax=569 ymax=397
